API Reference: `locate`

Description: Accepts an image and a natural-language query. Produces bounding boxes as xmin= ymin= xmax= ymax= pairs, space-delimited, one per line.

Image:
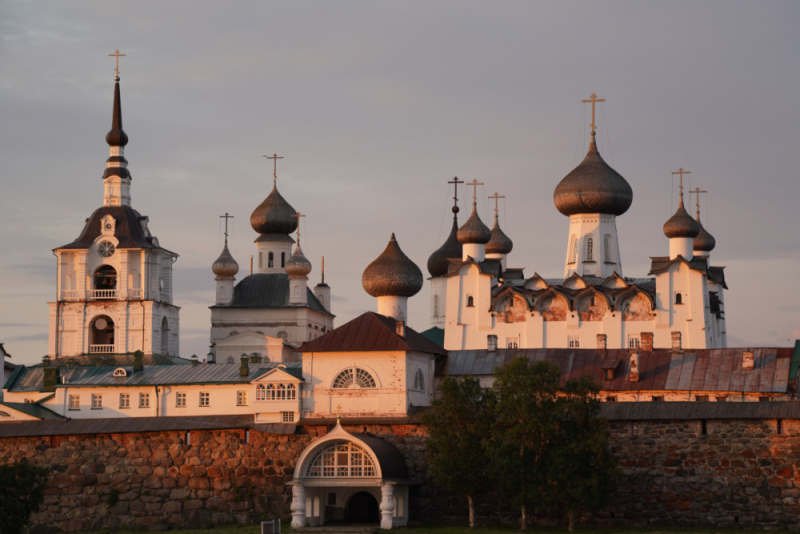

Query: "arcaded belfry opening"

xmin=289 ymin=421 xmax=410 ymax=529
xmin=90 ymin=316 xmax=115 ymax=353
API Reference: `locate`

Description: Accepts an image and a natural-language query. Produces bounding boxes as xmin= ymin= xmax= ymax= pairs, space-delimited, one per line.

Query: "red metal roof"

xmin=297 ymin=312 xmax=448 ymax=356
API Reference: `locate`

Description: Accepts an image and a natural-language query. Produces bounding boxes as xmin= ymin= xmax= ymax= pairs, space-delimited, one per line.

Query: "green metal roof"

xmin=420 ymin=326 xmax=444 ymax=348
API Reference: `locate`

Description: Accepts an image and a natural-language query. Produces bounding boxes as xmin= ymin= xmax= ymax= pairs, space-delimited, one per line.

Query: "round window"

xmin=97 ymin=241 xmax=116 ymax=258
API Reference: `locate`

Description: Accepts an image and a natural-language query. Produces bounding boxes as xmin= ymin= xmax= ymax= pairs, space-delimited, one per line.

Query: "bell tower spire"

xmin=103 ymin=50 xmax=131 ymax=207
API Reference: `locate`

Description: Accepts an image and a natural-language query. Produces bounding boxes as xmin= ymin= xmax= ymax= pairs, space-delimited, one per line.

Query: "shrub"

xmin=0 ymin=459 xmax=50 ymax=534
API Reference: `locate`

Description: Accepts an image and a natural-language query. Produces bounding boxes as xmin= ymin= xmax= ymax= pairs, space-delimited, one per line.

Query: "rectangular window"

xmin=91 ymin=394 xmax=103 ymax=409
xmin=628 ymin=335 xmax=641 ymax=349
xmin=606 ymin=396 xmax=617 ymax=402
xmin=176 ymin=392 xmax=187 ymax=407
xmin=140 ymin=393 xmax=150 ymax=408
xmin=759 ymin=396 xmax=771 ymax=402
xmin=701 ymin=420 xmax=708 ymax=435
xmin=506 ymin=338 xmax=519 ymax=349
xmin=281 ymin=411 xmax=295 ymax=422
xmin=778 ymin=419 xmax=783 ymax=435
xmin=651 ymin=396 xmax=664 ymax=402
xmin=568 ymin=335 xmax=581 ymax=348
xmin=716 ymin=395 xmax=728 ymax=402
xmin=695 ymin=395 xmax=709 ymax=402
xmin=199 ymin=392 xmax=210 ymax=407
xmin=119 ymin=393 xmax=130 ymax=409
xmin=69 ymin=395 xmax=80 ymax=410
xmin=237 ymin=391 xmax=247 ymax=406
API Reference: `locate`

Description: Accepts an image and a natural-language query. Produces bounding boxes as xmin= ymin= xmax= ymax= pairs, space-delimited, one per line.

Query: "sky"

xmin=1 ymin=1 xmax=799 ymax=365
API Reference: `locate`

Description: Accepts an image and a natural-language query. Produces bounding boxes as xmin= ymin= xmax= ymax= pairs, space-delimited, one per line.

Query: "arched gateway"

xmin=289 ymin=421 xmax=411 ymax=529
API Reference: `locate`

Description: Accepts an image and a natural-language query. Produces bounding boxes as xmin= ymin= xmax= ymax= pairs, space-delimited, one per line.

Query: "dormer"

xmin=602 ymin=272 xmax=628 ymax=289
xmin=524 ymin=273 xmax=550 ymax=291
xmin=100 ymin=214 xmax=116 ymax=237
xmin=563 ymin=272 xmax=588 ymax=290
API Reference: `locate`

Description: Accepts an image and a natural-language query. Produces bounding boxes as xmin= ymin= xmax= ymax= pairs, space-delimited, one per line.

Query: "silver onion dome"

xmin=457 ymin=205 xmax=491 ymax=245
xmin=212 ymin=244 xmax=239 ymax=279
xmin=363 ymin=234 xmax=423 ymax=298
xmin=486 ymin=216 xmax=513 ymax=255
xmin=663 ymin=199 xmax=701 ymax=239
xmin=250 ymin=186 xmax=298 ymax=236
xmin=427 ymin=218 xmax=462 ymax=277
xmin=285 ymin=244 xmax=312 ymax=277
xmin=693 ymin=219 xmax=716 ymax=252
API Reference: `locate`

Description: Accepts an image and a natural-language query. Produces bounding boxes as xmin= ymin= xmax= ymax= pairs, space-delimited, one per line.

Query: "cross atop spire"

xmin=488 ymin=192 xmax=505 ymax=218
xmin=108 ymin=49 xmax=125 ymax=79
xmin=690 ymin=187 xmax=707 ymax=220
xmin=582 ymin=93 xmax=606 ymax=134
xmin=291 ymin=212 xmax=305 ymax=245
xmin=466 ymin=179 xmax=484 ymax=205
xmin=672 ymin=167 xmax=690 ymax=205
xmin=220 ymin=213 xmax=233 ymax=246
xmin=448 ymin=176 xmax=463 ymax=215
xmin=262 ymin=153 xmax=284 ymax=187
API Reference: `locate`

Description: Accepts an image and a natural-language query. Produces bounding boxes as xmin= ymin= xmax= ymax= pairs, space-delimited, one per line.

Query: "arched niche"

xmin=496 ymin=294 xmax=527 ymax=323
xmin=537 ymin=293 xmax=569 ymax=322
xmin=619 ymin=292 xmax=654 ymax=321
xmin=575 ymin=291 xmax=609 ymax=321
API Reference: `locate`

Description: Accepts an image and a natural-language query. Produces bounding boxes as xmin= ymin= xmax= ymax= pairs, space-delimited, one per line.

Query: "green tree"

xmin=487 ymin=357 xmax=562 ymax=531
xmin=422 ymin=375 xmax=493 ymax=527
xmin=0 ymin=459 xmax=50 ymax=534
xmin=547 ymin=375 xmax=621 ymax=531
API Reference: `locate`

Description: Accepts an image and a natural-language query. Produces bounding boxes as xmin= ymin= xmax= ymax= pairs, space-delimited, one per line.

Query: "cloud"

xmin=3 ymin=333 xmax=48 ymax=343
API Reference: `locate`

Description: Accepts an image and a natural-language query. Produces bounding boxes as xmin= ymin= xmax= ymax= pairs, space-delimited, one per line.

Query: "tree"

xmin=487 ymin=357 xmax=562 ymax=531
xmin=422 ymin=375 xmax=493 ymax=527
xmin=546 ymin=375 xmax=621 ymax=531
xmin=0 ymin=459 xmax=50 ymax=534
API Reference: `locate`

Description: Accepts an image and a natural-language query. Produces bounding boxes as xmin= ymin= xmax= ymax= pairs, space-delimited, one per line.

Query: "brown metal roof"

xmin=298 ymin=312 xmax=448 ymax=356
xmin=57 ymin=206 xmax=164 ymax=251
xmin=351 ymin=433 xmax=409 ymax=479
xmin=443 ymin=347 xmax=795 ymax=393
xmin=601 ymin=401 xmax=800 ymax=420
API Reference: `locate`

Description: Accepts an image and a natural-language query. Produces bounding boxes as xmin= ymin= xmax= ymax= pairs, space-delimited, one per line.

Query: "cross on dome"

xmin=466 ymin=179 xmax=484 ymax=205
xmin=582 ymin=93 xmax=605 ymax=134
xmin=448 ymin=176 xmax=463 ymax=213
xmin=220 ymin=213 xmax=233 ymax=246
xmin=489 ymin=192 xmax=505 ymax=217
xmin=262 ymin=153 xmax=284 ymax=187
xmin=690 ymin=187 xmax=708 ymax=219
xmin=291 ymin=212 xmax=305 ymax=245
xmin=108 ymin=49 xmax=126 ymax=78
xmin=672 ymin=167 xmax=691 ymax=203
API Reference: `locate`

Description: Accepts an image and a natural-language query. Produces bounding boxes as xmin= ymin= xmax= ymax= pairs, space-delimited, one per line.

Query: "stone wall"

xmin=3 ymin=418 xmax=800 ymax=532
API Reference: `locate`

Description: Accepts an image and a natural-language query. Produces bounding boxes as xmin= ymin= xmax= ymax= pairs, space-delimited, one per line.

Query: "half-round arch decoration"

xmin=615 ymin=287 xmax=656 ymax=321
xmin=574 ymin=288 xmax=610 ymax=322
xmin=305 ymin=441 xmax=378 ymax=478
xmin=332 ymin=367 xmax=377 ymax=389
xmin=534 ymin=289 xmax=570 ymax=321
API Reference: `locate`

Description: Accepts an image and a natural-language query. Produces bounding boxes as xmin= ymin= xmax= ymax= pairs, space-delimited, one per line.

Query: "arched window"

xmin=258 ymin=252 xmax=263 ymax=268
xmin=466 ymin=295 xmax=474 ymax=307
xmin=160 ymin=316 xmax=170 ymax=355
xmin=586 ymin=237 xmax=594 ymax=261
xmin=227 ymin=356 xmax=234 ymax=364
xmin=604 ymin=236 xmax=612 ymax=262
xmin=0 ymin=411 xmax=10 ymax=418
xmin=90 ymin=315 xmax=115 ymax=350
xmin=569 ymin=235 xmax=578 ymax=264
xmin=94 ymin=265 xmax=117 ymax=290
xmin=306 ymin=442 xmax=377 ymax=478
xmin=433 ymin=295 xmax=440 ymax=318
xmin=268 ymin=252 xmax=274 ymax=268
xmin=256 ymin=384 xmax=267 ymax=400
xmin=281 ymin=252 xmax=286 ymax=268
xmin=257 ymin=383 xmax=297 ymax=401
xmin=675 ymin=293 xmax=683 ymax=305
xmin=413 ymin=369 xmax=425 ymax=392
xmin=333 ymin=367 xmax=377 ymax=389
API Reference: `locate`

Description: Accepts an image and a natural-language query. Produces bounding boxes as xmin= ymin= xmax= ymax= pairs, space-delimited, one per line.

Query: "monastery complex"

xmin=1 ymin=65 xmax=799 ymax=532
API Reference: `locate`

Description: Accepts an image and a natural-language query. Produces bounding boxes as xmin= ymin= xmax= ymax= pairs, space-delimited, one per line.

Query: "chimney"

xmin=133 ymin=350 xmax=143 ymax=373
xmin=641 ymin=332 xmax=654 ymax=351
xmin=42 ymin=356 xmax=59 ymax=392
xmin=596 ymin=334 xmax=607 ymax=350
xmin=239 ymin=354 xmax=249 ymax=377
xmin=191 ymin=355 xmax=199 ymax=366
xmin=250 ymin=353 xmax=262 ymax=363
xmin=629 ymin=349 xmax=640 ymax=382
xmin=742 ymin=351 xmax=754 ymax=370
xmin=487 ymin=335 xmax=498 ymax=352
xmin=671 ymin=331 xmax=682 ymax=351
xmin=396 ymin=321 xmax=405 ymax=337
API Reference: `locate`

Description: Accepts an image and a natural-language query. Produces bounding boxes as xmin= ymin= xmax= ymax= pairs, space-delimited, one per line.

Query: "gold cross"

xmin=690 ymin=187 xmax=707 ymax=219
xmin=262 ymin=153 xmax=284 ymax=187
xmin=448 ymin=176 xmax=464 ymax=211
xmin=466 ymin=179 xmax=484 ymax=205
xmin=582 ymin=93 xmax=606 ymax=134
xmin=220 ymin=213 xmax=233 ymax=245
xmin=108 ymin=49 xmax=126 ymax=77
xmin=488 ymin=192 xmax=505 ymax=217
xmin=672 ymin=167 xmax=690 ymax=198
xmin=291 ymin=212 xmax=305 ymax=245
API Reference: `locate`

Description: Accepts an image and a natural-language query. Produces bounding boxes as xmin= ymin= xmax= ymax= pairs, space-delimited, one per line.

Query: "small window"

xmin=651 ymin=396 xmax=664 ymax=402
xmin=226 ymin=356 xmax=234 ymax=364
xmin=119 ymin=393 xmax=130 ymax=409
xmin=413 ymin=369 xmax=425 ymax=392
xmin=716 ymin=395 xmax=728 ymax=402
xmin=281 ymin=411 xmax=295 ymax=422
xmin=237 ymin=391 xmax=247 ymax=406
xmin=92 ymin=394 xmax=103 ymax=409
xmin=256 ymin=384 xmax=266 ymax=401
xmin=466 ymin=295 xmax=474 ymax=307
xmin=140 ymin=393 xmax=150 ymax=408
xmin=606 ymin=396 xmax=617 ymax=402
xmin=695 ymin=395 xmax=709 ymax=402
xmin=258 ymin=252 xmax=263 ymax=268
xmin=200 ymin=392 xmax=210 ymax=407
xmin=69 ymin=395 xmax=80 ymax=410
xmin=176 ymin=392 xmax=187 ymax=407
xmin=760 ymin=396 xmax=771 ymax=402
xmin=507 ymin=337 xmax=519 ymax=349
xmin=586 ymin=237 xmax=594 ymax=262
xmin=778 ymin=419 xmax=783 ymax=435
xmin=568 ymin=335 xmax=581 ymax=348
xmin=433 ymin=295 xmax=440 ymax=318
xmin=604 ymin=236 xmax=611 ymax=262
xmin=281 ymin=252 xmax=286 ymax=268
xmin=268 ymin=252 xmax=274 ymax=268
xmin=675 ymin=293 xmax=683 ymax=305
xmin=0 ymin=411 xmax=9 ymax=418
xmin=569 ymin=235 xmax=578 ymax=264
xmin=604 ymin=369 xmax=614 ymax=380
xmin=701 ymin=420 xmax=708 ymax=435
xmin=113 ymin=368 xmax=127 ymax=377
xmin=628 ymin=335 xmax=641 ymax=349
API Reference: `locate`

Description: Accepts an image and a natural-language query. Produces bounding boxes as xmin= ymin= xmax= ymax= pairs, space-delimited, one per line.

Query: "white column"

xmin=669 ymin=237 xmax=693 ymax=260
xmin=380 ymin=483 xmax=395 ymax=530
xmin=462 ymin=243 xmax=484 ymax=262
xmin=290 ymin=484 xmax=306 ymax=528
xmin=377 ymin=296 xmax=408 ymax=322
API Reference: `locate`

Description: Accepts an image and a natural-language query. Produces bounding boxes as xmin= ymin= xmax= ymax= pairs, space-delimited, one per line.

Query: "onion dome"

xmin=250 ymin=186 xmax=298 ymax=236
xmin=285 ymin=244 xmax=312 ymax=277
xmin=363 ymin=234 xmax=423 ymax=297
xmin=212 ymin=244 xmax=239 ymax=279
xmin=554 ymin=132 xmax=632 ymax=216
xmin=693 ymin=219 xmax=716 ymax=252
xmin=486 ymin=216 xmax=513 ymax=255
xmin=663 ymin=197 xmax=701 ymax=238
xmin=105 ymin=77 xmax=128 ymax=147
xmin=427 ymin=218 xmax=462 ymax=277
xmin=457 ymin=204 xmax=491 ymax=245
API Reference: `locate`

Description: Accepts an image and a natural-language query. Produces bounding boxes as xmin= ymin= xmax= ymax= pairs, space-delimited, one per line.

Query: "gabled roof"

xmin=254 ymin=366 xmax=304 ymax=381
xmin=0 ymin=401 xmax=64 ymax=420
xmin=211 ymin=273 xmax=332 ymax=315
xmin=420 ymin=327 xmax=444 ymax=348
xmin=297 ymin=312 xmax=448 ymax=356
xmin=443 ymin=257 xmax=502 ymax=278
xmin=648 ymin=255 xmax=709 ymax=276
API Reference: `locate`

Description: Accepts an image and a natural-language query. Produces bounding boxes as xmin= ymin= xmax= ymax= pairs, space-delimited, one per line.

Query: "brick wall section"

xmin=3 ymin=419 xmax=800 ymax=531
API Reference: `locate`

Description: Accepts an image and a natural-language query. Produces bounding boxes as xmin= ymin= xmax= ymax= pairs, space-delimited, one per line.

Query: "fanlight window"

xmin=306 ymin=442 xmax=377 ymax=478
xmin=256 ymin=383 xmax=296 ymax=401
xmin=413 ymin=369 xmax=425 ymax=392
xmin=112 ymin=368 xmax=127 ymax=377
xmin=0 ymin=411 xmax=10 ymax=418
xmin=332 ymin=367 xmax=377 ymax=389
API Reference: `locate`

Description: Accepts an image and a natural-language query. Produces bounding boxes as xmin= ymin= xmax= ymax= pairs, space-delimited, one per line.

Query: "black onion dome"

xmin=486 ymin=216 xmax=513 ymax=255
xmin=285 ymin=244 xmax=312 ymax=276
xmin=427 ymin=218 xmax=462 ymax=277
xmin=105 ymin=77 xmax=128 ymax=147
xmin=250 ymin=186 xmax=298 ymax=235
xmin=363 ymin=234 xmax=423 ymax=298
xmin=554 ymin=132 xmax=632 ymax=216
xmin=663 ymin=199 xmax=701 ymax=238
xmin=693 ymin=219 xmax=716 ymax=252
xmin=457 ymin=205 xmax=491 ymax=244
xmin=212 ymin=244 xmax=239 ymax=279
